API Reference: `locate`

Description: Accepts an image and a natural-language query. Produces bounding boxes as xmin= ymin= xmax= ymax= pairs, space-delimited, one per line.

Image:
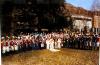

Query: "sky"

xmin=65 ymin=0 xmax=94 ymax=10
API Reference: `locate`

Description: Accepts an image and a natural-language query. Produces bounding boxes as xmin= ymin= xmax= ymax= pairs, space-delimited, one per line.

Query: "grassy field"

xmin=2 ymin=48 xmax=99 ymax=65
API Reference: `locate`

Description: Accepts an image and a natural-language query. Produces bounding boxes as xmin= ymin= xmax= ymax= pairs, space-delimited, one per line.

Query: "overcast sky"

xmin=65 ymin=0 xmax=94 ymax=10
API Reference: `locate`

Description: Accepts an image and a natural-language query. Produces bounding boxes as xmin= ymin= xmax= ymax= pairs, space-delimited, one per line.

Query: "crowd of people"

xmin=1 ymin=32 xmax=100 ymax=56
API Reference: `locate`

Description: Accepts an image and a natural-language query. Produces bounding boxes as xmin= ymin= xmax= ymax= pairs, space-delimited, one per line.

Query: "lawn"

xmin=2 ymin=48 xmax=99 ymax=65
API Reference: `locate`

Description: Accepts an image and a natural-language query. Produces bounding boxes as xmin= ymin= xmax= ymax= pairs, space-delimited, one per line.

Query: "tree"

xmin=2 ymin=0 xmax=73 ymax=33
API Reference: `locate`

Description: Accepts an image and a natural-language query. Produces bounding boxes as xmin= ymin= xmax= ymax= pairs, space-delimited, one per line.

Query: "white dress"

xmin=57 ymin=38 xmax=62 ymax=48
xmin=2 ymin=46 xmax=6 ymax=54
xmin=50 ymin=39 xmax=54 ymax=50
xmin=46 ymin=39 xmax=50 ymax=49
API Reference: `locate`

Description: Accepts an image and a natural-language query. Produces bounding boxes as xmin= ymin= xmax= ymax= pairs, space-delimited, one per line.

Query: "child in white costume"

xmin=57 ymin=38 xmax=62 ymax=48
xmin=49 ymin=38 xmax=54 ymax=50
xmin=46 ymin=38 xmax=50 ymax=49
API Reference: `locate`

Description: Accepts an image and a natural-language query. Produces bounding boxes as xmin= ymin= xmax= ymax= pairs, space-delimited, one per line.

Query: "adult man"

xmin=92 ymin=35 xmax=97 ymax=50
xmin=18 ymin=36 xmax=23 ymax=52
xmin=6 ymin=37 xmax=10 ymax=54
xmin=31 ymin=36 xmax=35 ymax=50
xmin=1 ymin=37 xmax=6 ymax=54
xmin=14 ymin=37 xmax=19 ymax=52
xmin=97 ymin=34 xmax=100 ymax=49
xmin=9 ymin=37 xmax=14 ymax=53
xmin=54 ymin=37 xmax=58 ymax=48
xmin=41 ymin=36 xmax=45 ymax=49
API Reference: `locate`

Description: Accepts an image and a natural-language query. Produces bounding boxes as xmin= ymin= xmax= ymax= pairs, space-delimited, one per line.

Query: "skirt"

xmin=97 ymin=42 xmax=100 ymax=47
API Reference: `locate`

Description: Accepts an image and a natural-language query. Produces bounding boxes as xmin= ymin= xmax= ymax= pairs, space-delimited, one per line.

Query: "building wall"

xmin=73 ymin=17 xmax=92 ymax=32
xmin=64 ymin=3 xmax=100 ymax=33
xmin=93 ymin=15 xmax=100 ymax=33
xmin=72 ymin=15 xmax=92 ymax=30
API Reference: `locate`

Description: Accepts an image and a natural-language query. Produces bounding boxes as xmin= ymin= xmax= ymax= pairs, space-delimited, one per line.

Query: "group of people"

xmin=1 ymin=32 xmax=63 ymax=55
xmin=1 ymin=32 xmax=100 ymax=55
xmin=63 ymin=33 xmax=100 ymax=50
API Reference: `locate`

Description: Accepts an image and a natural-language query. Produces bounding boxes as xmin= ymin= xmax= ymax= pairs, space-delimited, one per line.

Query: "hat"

xmin=1 ymin=37 xmax=5 ymax=39
xmin=18 ymin=36 xmax=21 ymax=39
xmin=12 ymin=36 xmax=15 ymax=38
xmin=6 ymin=36 xmax=10 ymax=39
xmin=15 ymin=37 xmax=18 ymax=39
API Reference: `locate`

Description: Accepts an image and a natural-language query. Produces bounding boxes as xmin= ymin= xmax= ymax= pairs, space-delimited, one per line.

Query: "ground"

xmin=2 ymin=48 xmax=99 ymax=65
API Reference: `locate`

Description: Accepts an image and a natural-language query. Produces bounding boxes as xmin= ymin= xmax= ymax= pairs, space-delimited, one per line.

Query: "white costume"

xmin=46 ymin=39 xmax=50 ymax=49
xmin=6 ymin=43 xmax=10 ymax=52
xmin=2 ymin=46 xmax=6 ymax=54
xmin=54 ymin=41 xmax=58 ymax=48
xmin=57 ymin=38 xmax=62 ymax=48
xmin=14 ymin=40 xmax=18 ymax=51
xmin=49 ymin=38 xmax=54 ymax=50
xmin=97 ymin=37 xmax=100 ymax=47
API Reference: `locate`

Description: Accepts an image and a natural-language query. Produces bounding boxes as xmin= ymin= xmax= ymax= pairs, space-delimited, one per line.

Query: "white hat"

xmin=1 ymin=37 xmax=5 ymax=39
xmin=12 ymin=36 xmax=15 ymax=38
xmin=18 ymin=37 xmax=20 ymax=39
xmin=6 ymin=36 xmax=9 ymax=38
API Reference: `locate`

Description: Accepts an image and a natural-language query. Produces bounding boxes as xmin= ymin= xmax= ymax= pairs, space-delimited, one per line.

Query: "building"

xmin=64 ymin=3 xmax=100 ymax=34
xmin=1 ymin=0 xmax=100 ymax=34
xmin=92 ymin=11 xmax=100 ymax=34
